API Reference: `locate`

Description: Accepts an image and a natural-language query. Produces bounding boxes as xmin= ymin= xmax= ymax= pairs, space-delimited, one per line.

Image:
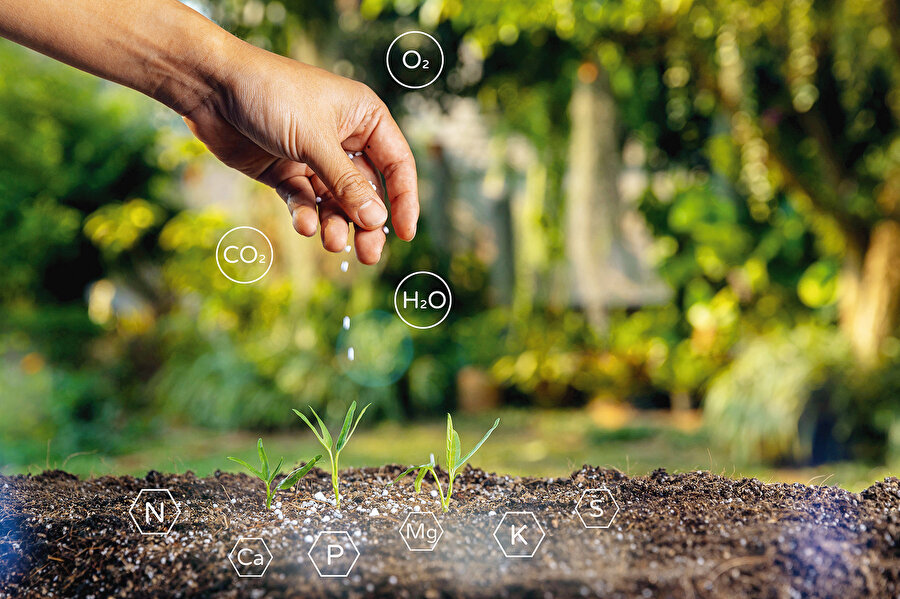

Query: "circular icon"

xmin=215 ymin=226 xmax=273 ymax=284
xmin=393 ymin=271 xmax=452 ymax=329
xmin=386 ymin=31 xmax=444 ymax=89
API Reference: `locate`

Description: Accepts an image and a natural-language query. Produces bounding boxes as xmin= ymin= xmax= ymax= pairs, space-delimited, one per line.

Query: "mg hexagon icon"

xmin=492 ymin=511 xmax=545 ymax=558
xmin=308 ymin=531 xmax=360 ymax=577
xmin=398 ymin=511 xmax=443 ymax=551
xmin=575 ymin=487 xmax=620 ymax=529
xmin=228 ymin=537 xmax=273 ymax=578
xmin=128 ymin=488 xmax=180 ymax=536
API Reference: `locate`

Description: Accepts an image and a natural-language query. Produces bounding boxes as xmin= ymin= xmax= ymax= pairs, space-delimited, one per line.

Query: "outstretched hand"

xmin=184 ymin=47 xmax=419 ymax=265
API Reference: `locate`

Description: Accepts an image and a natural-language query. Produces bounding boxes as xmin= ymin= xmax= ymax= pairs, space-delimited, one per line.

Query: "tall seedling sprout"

xmin=293 ymin=401 xmax=370 ymax=510
xmin=390 ymin=415 xmax=500 ymax=512
xmin=227 ymin=438 xmax=321 ymax=510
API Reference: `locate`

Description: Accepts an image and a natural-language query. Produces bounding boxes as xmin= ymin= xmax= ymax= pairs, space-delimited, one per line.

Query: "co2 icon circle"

xmin=386 ymin=31 xmax=444 ymax=89
xmin=215 ymin=226 xmax=273 ymax=284
xmin=394 ymin=271 xmax=452 ymax=329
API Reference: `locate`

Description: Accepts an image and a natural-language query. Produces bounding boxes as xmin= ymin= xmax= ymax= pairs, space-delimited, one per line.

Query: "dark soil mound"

xmin=1 ymin=466 xmax=898 ymax=598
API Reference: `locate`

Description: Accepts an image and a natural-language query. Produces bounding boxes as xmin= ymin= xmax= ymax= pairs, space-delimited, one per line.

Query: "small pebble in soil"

xmin=370 ymin=508 xmax=379 ymax=516
xmin=314 ymin=492 xmax=327 ymax=502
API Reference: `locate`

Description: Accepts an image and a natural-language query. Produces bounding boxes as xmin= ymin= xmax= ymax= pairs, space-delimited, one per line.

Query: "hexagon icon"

xmin=398 ymin=511 xmax=444 ymax=552
xmin=575 ymin=487 xmax=620 ymax=529
xmin=492 ymin=511 xmax=545 ymax=558
xmin=228 ymin=537 xmax=273 ymax=578
xmin=128 ymin=488 xmax=180 ymax=536
xmin=308 ymin=531 xmax=360 ymax=577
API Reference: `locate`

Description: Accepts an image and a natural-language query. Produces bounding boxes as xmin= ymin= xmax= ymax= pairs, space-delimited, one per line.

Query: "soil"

xmin=1 ymin=466 xmax=898 ymax=598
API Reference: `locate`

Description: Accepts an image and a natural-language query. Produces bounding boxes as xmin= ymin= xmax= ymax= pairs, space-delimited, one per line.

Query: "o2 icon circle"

xmin=215 ymin=226 xmax=274 ymax=284
xmin=394 ymin=271 xmax=452 ymax=329
xmin=386 ymin=31 xmax=444 ymax=89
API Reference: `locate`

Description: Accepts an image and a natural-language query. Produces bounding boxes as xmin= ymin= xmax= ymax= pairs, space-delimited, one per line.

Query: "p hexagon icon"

xmin=228 ymin=537 xmax=273 ymax=578
xmin=308 ymin=531 xmax=360 ymax=577
xmin=398 ymin=511 xmax=444 ymax=551
xmin=492 ymin=511 xmax=545 ymax=558
xmin=128 ymin=488 xmax=180 ymax=536
xmin=575 ymin=487 xmax=620 ymax=529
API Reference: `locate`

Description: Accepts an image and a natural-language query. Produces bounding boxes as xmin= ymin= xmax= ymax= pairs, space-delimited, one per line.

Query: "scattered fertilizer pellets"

xmin=340 ymin=261 xmax=349 ymax=272
xmin=344 ymin=245 xmax=351 ymax=253
xmin=315 ymin=196 xmax=322 ymax=204
xmin=343 ymin=316 xmax=350 ymax=330
xmin=383 ymin=226 xmax=390 ymax=234
xmin=347 ymin=347 xmax=355 ymax=361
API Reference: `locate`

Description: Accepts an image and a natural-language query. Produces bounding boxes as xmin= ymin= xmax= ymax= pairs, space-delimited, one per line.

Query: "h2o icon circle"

xmin=216 ymin=226 xmax=274 ymax=284
xmin=393 ymin=271 xmax=452 ymax=330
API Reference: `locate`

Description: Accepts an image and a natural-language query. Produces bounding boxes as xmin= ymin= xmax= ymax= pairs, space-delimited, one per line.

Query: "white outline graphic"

xmin=398 ymin=511 xmax=444 ymax=552
xmin=307 ymin=530 xmax=360 ymax=578
xmin=393 ymin=270 xmax=452 ymax=329
xmin=215 ymin=226 xmax=274 ymax=284
xmin=575 ymin=487 xmax=620 ymax=529
xmin=492 ymin=511 xmax=545 ymax=558
xmin=386 ymin=31 xmax=445 ymax=90
xmin=128 ymin=488 xmax=180 ymax=536
xmin=227 ymin=537 xmax=273 ymax=578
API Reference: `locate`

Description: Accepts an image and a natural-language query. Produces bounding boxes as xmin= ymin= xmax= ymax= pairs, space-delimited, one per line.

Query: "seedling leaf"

xmin=457 ymin=418 xmax=500 ymax=471
xmin=348 ymin=403 xmax=370 ymax=442
xmin=309 ymin=406 xmax=333 ymax=449
xmin=335 ymin=401 xmax=356 ymax=452
xmin=270 ymin=456 xmax=284 ymax=483
xmin=276 ymin=455 xmax=322 ymax=490
xmin=293 ymin=409 xmax=326 ymax=447
xmin=227 ymin=456 xmax=262 ymax=479
xmin=257 ymin=438 xmax=269 ymax=480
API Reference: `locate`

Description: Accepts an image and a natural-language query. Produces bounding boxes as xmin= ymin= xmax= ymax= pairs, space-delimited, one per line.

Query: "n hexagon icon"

xmin=308 ymin=531 xmax=360 ymax=577
xmin=228 ymin=537 xmax=273 ymax=578
xmin=492 ymin=511 xmax=545 ymax=558
xmin=575 ymin=487 xmax=620 ymax=529
xmin=129 ymin=488 xmax=180 ymax=536
xmin=398 ymin=511 xmax=444 ymax=551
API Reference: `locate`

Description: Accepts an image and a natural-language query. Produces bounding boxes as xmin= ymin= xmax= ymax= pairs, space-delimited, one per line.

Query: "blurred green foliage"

xmin=2 ymin=0 xmax=900 ymax=473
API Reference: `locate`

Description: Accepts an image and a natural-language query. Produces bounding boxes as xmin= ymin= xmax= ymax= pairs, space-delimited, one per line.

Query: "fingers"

xmin=357 ymin=104 xmax=419 ymax=241
xmin=354 ymin=226 xmax=386 ymax=265
xmin=307 ymin=138 xmax=388 ymax=231
xmin=277 ymin=176 xmax=318 ymax=237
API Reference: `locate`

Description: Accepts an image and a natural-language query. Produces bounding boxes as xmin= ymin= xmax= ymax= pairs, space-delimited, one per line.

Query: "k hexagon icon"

xmin=128 ymin=488 xmax=180 ymax=536
xmin=308 ymin=531 xmax=360 ymax=577
xmin=492 ymin=511 xmax=545 ymax=558
xmin=398 ymin=511 xmax=444 ymax=551
xmin=575 ymin=487 xmax=620 ymax=529
xmin=228 ymin=537 xmax=273 ymax=578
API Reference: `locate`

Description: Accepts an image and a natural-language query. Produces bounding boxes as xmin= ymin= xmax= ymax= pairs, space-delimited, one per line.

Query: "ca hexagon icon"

xmin=492 ymin=511 xmax=545 ymax=558
xmin=575 ymin=487 xmax=620 ymax=529
xmin=398 ymin=511 xmax=444 ymax=551
xmin=308 ymin=531 xmax=360 ymax=577
xmin=228 ymin=537 xmax=273 ymax=577
xmin=128 ymin=488 xmax=180 ymax=536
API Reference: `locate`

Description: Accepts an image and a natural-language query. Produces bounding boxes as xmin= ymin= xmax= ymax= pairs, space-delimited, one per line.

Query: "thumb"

xmin=311 ymin=142 xmax=387 ymax=230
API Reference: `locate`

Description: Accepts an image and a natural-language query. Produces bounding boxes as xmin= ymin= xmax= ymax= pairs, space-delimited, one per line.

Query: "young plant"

xmin=390 ymin=415 xmax=500 ymax=512
xmin=293 ymin=401 xmax=370 ymax=510
xmin=227 ymin=438 xmax=321 ymax=510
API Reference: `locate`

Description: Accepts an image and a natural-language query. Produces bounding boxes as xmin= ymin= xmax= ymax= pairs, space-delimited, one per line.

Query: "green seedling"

xmin=227 ymin=438 xmax=321 ymax=510
xmin=390 ymin=415 xmax=500 ymax=512
xmin=293 ymin=401 xmax=370 ymax=510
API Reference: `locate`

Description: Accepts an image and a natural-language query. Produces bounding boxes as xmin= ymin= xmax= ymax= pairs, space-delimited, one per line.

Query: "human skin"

xmin=0 ymin=0 xmax=418 ymax=264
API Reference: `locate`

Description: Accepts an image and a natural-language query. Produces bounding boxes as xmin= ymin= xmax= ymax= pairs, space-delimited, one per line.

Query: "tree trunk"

xmin=843 ymin=220 xmax=900 ymax=365
xmin=565 ymin=64 xmax=622 ymax=330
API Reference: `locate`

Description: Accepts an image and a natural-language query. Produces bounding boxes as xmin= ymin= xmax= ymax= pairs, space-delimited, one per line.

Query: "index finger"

xmin=362 ymin=104 xmax=419 ymax=241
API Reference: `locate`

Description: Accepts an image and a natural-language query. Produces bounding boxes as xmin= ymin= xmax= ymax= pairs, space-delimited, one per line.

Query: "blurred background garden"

xmin=1 ymin=0 xmax=899 ymax=490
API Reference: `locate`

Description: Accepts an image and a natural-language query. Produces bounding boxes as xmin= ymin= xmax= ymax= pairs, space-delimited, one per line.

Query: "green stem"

xmin=429 ymin=467 xmax=449 ymax=512
xmin=264 ymin=481 xmax=272 ymax=510
xmin=332 ymin=455 xmax=340 ymax=509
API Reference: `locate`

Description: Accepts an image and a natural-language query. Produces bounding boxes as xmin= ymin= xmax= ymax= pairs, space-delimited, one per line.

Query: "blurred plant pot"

xmin=457 ymin=366 xmax=500 ymax=413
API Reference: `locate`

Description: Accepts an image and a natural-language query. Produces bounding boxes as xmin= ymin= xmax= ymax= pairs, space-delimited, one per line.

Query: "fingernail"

xmin=359 ymin=200 xmax=387 ymax=228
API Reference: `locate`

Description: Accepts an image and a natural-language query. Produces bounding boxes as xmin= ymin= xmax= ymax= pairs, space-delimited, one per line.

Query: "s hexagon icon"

xmin=128 ymin=488 xmax=180 ymax=536
xmin=492 ymin=511 xmax=545 ymax=558
xmin=308 ymin=530 xmax=360 ymax=577
xmin=575 ymin=487 xmax=620 ymax=529
xmin=398 ymin=511 xmax=444 ymax=551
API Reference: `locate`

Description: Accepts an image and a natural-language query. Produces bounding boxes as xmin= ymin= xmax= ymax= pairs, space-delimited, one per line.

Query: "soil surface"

xmin=1 ymin=466 xmax=898 ymax=598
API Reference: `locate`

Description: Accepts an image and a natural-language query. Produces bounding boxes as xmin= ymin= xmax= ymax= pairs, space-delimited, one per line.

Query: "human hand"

xmin=183 ymin=42 xmax=418 ymax=265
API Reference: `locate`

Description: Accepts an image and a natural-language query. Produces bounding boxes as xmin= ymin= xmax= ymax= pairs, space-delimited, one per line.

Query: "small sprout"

xmin=227 ymin=438 xmax=321 ymax=510
xmin=293 ymin=401 xmax=370 ymax=510
xmin=390 ymin=415 xmax=500 ymax=512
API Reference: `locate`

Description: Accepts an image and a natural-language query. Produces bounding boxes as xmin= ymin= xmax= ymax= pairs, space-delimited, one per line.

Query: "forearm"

xmin=0 ymin=0 xmax=234 ymax=114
